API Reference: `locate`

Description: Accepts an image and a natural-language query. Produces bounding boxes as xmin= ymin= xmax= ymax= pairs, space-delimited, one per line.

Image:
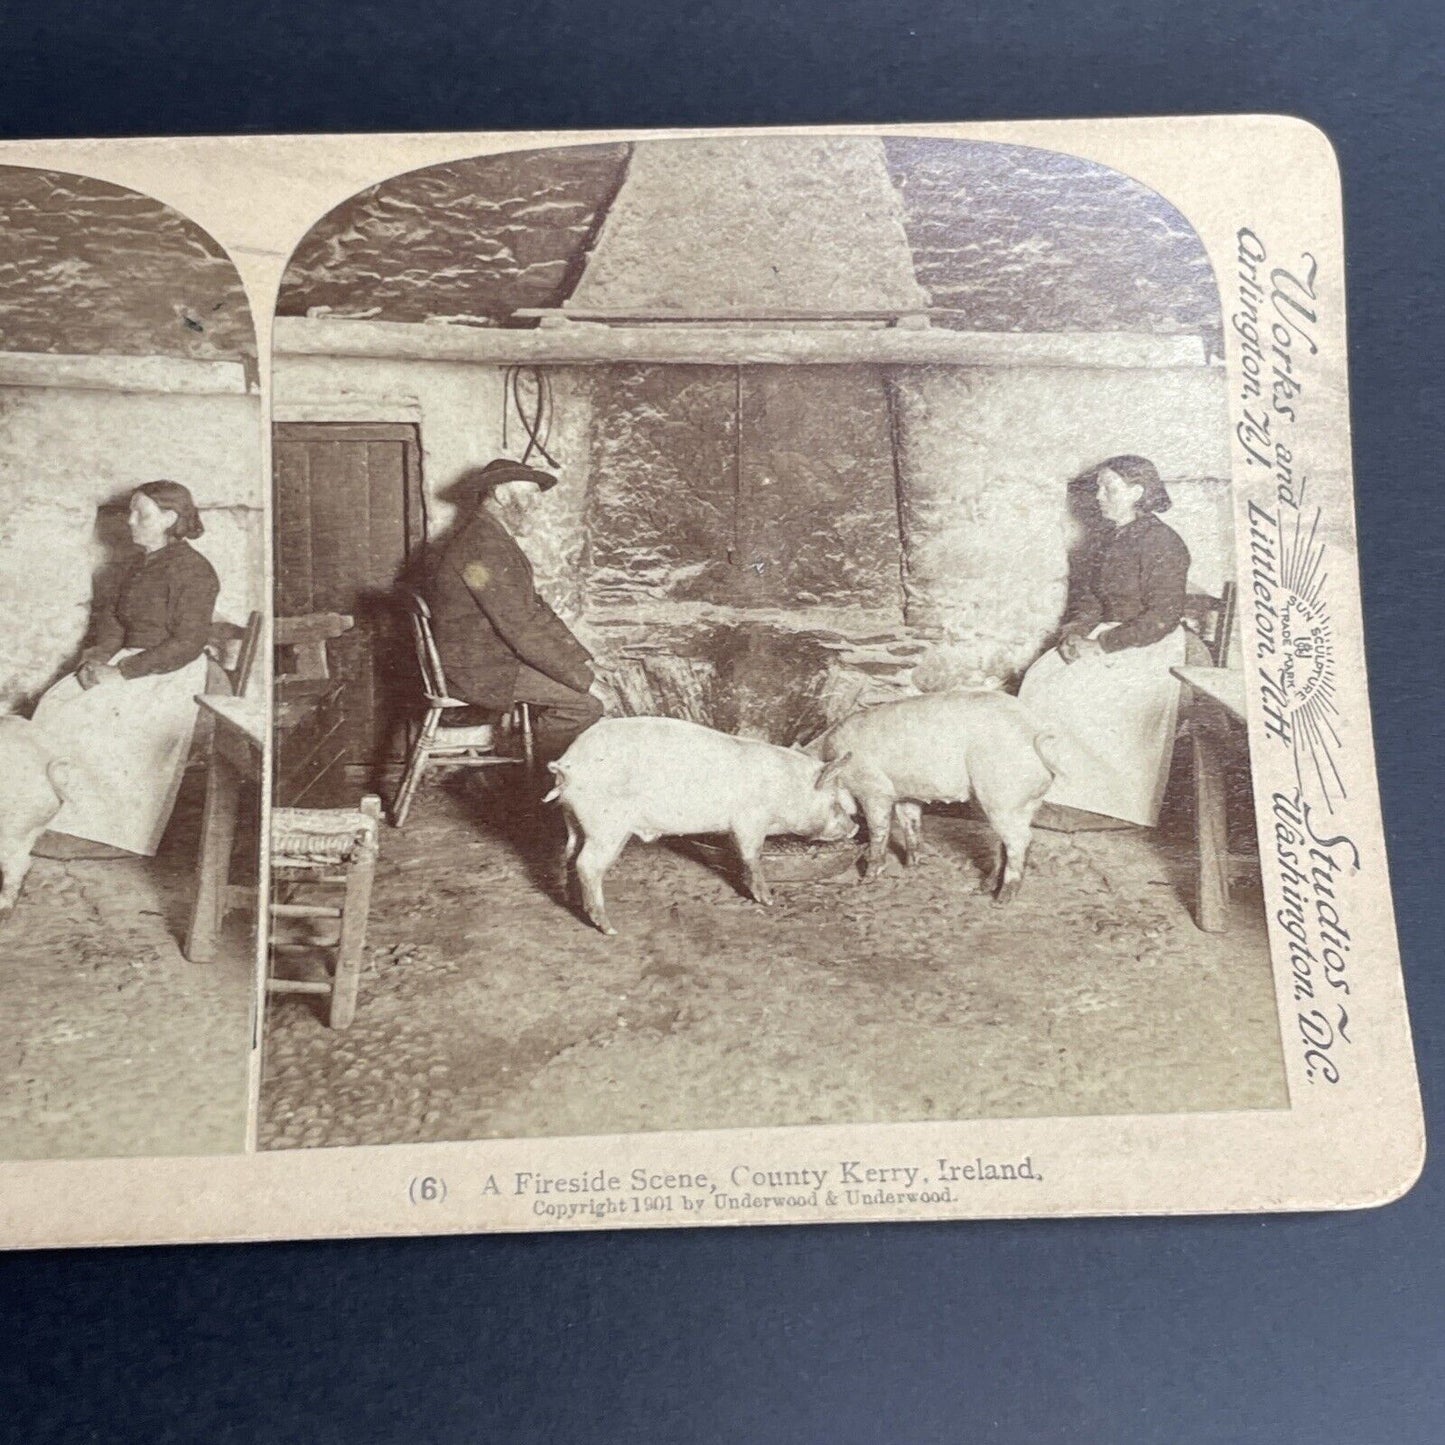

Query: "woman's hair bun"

xmin=1094 ymin=454 xmax=1172 ymax=513
xmin=134 ymin=480 xmax=205 ymax=539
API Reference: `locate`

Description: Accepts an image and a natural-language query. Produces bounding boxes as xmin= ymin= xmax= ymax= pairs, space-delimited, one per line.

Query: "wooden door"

xmin=273 ymin=422 xmax=424 ymax=772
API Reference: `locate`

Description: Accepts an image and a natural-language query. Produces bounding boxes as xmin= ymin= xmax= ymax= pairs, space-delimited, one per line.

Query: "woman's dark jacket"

xmin=422 ymin=508 xmax=594 ymax=709
xmin=1062 ymin=513 xmax=1191 ymax=653
xmin=83 ymin=540 xmax=220 ymax=679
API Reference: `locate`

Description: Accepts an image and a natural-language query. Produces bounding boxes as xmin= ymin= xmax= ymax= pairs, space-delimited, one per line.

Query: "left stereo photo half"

xmin=0 ymin=165 xmax=264 ymax=1160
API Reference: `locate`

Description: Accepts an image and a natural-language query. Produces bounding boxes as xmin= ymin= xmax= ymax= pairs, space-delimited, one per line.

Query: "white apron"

xmin=1018 ymin=623 xmax=1186 ymax=827
xmin=29 ymin=648 xmax=208 ymax=856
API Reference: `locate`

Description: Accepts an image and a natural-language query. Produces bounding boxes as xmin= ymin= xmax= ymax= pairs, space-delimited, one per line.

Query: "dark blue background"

xmin=3 ymin=3 xmax=1442 ymax=1440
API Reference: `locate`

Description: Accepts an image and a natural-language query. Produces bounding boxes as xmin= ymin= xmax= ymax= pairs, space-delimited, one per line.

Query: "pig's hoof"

xmin=992 ymin=881 xmax=1021 ymax=906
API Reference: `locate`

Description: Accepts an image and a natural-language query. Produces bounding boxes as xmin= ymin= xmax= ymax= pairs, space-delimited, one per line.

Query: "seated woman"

xmin=1019 ymin=454 xmax=1190 ymax=830
xmin=31 ymin=481 xmax=220 ymax=861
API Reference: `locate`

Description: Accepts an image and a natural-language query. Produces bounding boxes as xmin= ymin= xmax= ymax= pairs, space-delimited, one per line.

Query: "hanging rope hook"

xmin=502 ymin=365 xmax=559 ymax=469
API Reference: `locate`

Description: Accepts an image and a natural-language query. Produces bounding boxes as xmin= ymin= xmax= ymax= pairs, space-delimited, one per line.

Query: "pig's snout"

xmin=816 ymin=793 xmax=860 ymax=842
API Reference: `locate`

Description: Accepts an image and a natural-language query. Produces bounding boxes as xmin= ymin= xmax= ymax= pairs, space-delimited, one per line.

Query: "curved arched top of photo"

xmin=0 ymin=164 xmax=256 ymax=363
xmin=0 ymin=163 xmax=264 ymax=717
xmin=275 ymin=135 xmax=1221 ymax=353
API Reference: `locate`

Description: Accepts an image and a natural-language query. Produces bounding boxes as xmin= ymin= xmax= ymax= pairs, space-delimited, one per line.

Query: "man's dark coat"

xmin=423 ymin=507 xmax=594 ymax=710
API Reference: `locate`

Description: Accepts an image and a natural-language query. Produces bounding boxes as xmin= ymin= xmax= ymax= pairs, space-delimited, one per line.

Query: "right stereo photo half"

xmin=257 ymin=134 xmax=1278 ymax=1151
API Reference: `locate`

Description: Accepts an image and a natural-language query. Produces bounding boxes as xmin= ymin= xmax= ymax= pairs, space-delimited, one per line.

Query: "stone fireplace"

xmin=578 ymin=360 xmax=922 ymax=745
xmin=274 ymin=134 xmax=1234 ymax=747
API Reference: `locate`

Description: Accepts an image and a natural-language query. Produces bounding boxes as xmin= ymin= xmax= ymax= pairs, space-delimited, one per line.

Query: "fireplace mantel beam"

xmin=274 ymin=316 xmax=1213 ymax=370
xmin=517 ymin=306 xmax=933 ymax=328
xmin=0 ymin=351 xmax=252 ymax=395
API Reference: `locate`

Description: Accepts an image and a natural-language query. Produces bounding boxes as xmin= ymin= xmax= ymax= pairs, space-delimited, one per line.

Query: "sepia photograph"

xmin=0 ymin=1 xmax=1437 ymax=1433
xmin=0 ymin=119 xmax=1418 ymax=1247
xmin=0 ymin=166 xmax=264 ymax=1159
xmin=258 ymin=134 xmax=1283 ymax=1151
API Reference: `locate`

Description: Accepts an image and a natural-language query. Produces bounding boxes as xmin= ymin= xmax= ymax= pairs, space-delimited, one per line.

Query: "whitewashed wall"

xmin=892 ymin=362 xmax=1232 ymax=680
xmin=273 ymin=354 xmax=594 ymax=619
xmin=0 ymin=383 xmax=263 ymax=709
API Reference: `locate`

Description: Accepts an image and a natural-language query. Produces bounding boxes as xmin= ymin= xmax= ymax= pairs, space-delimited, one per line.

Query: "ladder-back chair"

xmin=390 ymin=588 xmax=534 ymax=828
xmin=268 ymin=795 xmax=382 ymax=1030
xmin=203 ymin=609 xmax=265 ymax=697
xmin=1181 ymin=580 xmax=1238 ymax=668
xmin=191 ymin=610 xmax=265 ymax=762
xmin=1176 ymin=581 xmax=1247 ymax=930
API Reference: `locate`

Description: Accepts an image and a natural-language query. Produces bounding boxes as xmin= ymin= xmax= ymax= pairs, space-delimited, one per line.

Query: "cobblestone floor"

xmin=0 ymin=779 xmax=257 ymax=1160
xmin=258 ymin=766 xmax=1286 ymax=1150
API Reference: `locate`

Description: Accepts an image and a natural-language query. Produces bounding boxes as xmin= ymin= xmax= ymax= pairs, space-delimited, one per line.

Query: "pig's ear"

xmin=814 ymin=752 xmax=852 ymax=790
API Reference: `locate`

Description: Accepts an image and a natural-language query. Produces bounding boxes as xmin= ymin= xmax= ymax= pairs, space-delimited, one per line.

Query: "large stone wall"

xmin=737 ymin=367 xmax=905 ymax=613
xmin=579 ymin=359 xmax=1230 ymax=701
xmin=276 ymin=145 xmax=630 ymax=325
xmin=889 ymin=362 xmax=1232 ymax=683
xmin=0 ymin=386 xmax=263 ymax=709
xmin=0 ymin=167 xmax=254 ymax=361
xmin=882 ymin=139 xmax=1222 ymax=354
xmin=583 ymin=364 xmax=904 ymax=613
xmin=582 ymin=365 xmax=739 ymax=605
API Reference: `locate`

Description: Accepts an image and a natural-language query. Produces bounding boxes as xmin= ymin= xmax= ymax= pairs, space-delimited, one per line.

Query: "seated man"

xmin=423 ymin=458 xmax=602 ymax=759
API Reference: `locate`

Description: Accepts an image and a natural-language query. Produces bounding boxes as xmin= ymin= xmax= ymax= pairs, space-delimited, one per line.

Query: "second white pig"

xmin=545 ymin=716 xmax=857 ymax=935
xmin=805 ymin=690 xmax=1061 ymax=902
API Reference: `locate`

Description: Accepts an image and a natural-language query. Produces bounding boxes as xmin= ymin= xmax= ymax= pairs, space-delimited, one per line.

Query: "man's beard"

xmin=492 ymin=497 xmax=532 ymax=533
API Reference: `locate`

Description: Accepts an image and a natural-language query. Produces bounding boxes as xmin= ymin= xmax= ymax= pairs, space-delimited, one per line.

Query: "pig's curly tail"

xmin=541 ymin=761 xmax=568 ymax=805
xmin=1033 ymin=732 xmax=1066 ymax=780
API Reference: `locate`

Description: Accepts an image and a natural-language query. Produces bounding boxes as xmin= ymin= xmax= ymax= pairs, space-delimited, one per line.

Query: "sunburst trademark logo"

xmin=1250 ymin=500 xmax=1344 ymax=812
xmin=1277 ymin=508 xmax=1342 ymax=808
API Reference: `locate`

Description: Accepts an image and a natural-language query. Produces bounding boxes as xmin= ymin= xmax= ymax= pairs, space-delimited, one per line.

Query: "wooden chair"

xmin=1181 ymin=581 xmax=1237 ymax=668
xmin=268 ymin=795 xmax=382 ymax=1030
xmin=390 ymin=588 xmax=534 ymax=828
xmin=190 ymin=611 xmax=265 ymax=763
xmin=274 ymin=612 xmax=353 ymax=807
xmin=203 ymin=610 xmax=265 ymax=697
xmin=1175 ymin=582 xmax=1249 ymax=930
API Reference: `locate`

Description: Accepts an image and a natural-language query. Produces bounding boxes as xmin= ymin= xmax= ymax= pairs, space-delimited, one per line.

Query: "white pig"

xmin=544 ymin=716 xmax=857 ymax=935
xmin=805 ymin=691 xmax=1061 ymax=902
xmin=0 ymin=716 xmax=73 ymax=919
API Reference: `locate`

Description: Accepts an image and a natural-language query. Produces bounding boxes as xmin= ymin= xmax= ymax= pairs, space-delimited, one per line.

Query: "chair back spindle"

xmin=400 ymin=589 xmax=450 ymax=704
